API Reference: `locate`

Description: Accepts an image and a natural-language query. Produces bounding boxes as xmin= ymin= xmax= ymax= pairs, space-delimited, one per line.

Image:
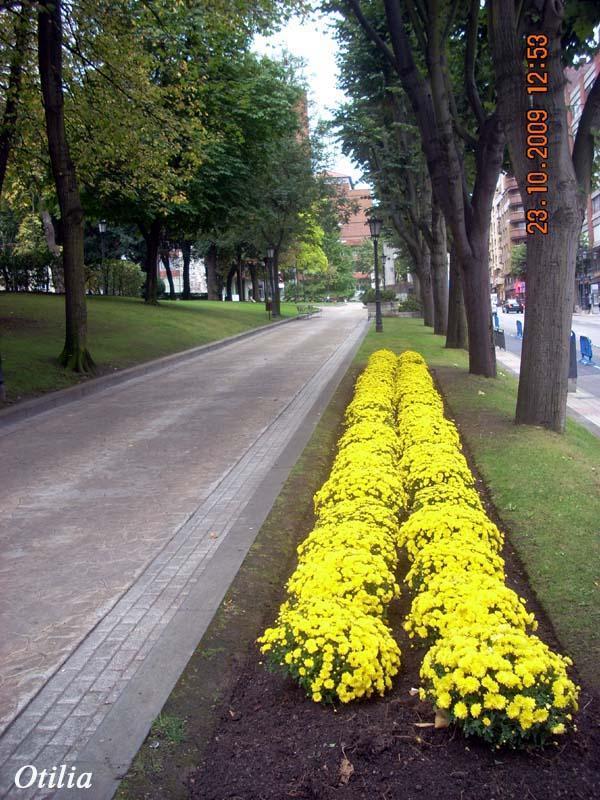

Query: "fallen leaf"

xmin=414 ymin=722 xmax=435 ymax=728
xmin=478 ymin=390 xmax=486 ymax=396
xmin=409 ymin=687 xmax=419 ymax=697
xmin=339 ymin=756 xmax=354 ymax=785
xmin=435 ymin=709 xmax=451 ymax=729
xmin=209 ymin=531 xmax=219 ymax=539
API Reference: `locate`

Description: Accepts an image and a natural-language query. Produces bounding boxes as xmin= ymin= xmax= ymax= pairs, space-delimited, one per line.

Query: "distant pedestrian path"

xmin=0 ymin=305 xmax=367 ymax=798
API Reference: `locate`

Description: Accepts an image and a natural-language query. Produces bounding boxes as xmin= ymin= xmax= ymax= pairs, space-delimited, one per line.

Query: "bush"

xmin=85 ymin=259 xmax=145 ymax=297
xmin=398 ymin=296 xmax=422 ymax=311
xmin=360 ymin=288 xmax=397 ymax=303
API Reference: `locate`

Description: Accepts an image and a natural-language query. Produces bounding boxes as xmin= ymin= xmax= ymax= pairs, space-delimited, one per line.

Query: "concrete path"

xmin=0 ymin=305 xmax=368 ymax=798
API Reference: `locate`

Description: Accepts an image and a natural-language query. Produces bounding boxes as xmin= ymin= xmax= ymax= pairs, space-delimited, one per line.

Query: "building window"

xmin=592 ymin=193 xmax=600 ymax=216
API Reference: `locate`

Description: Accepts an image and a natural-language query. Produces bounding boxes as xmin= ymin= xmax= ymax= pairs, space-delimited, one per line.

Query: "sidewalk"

xmin=495 ymin=348 xmax=600 ymax=435
xmin=0 ymin=306 xmax=368 ymax=799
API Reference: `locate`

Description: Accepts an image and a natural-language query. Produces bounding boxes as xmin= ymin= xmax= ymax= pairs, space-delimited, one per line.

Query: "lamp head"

xmin=367 ymin=217 xmax=383 ymax=239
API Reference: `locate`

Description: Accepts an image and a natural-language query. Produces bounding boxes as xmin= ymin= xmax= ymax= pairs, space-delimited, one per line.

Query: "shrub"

xmin=259 ymin=598 xmax=401 ymax=704
xmin=419 ymin=623 xmax=579 ymax=748
xmin=360 ymin=288 xmax=397 ymax=303
xmin=398 ymin=296 xmax=422 ymax=312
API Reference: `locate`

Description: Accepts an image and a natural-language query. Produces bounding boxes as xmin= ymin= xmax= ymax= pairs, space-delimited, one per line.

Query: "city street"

xmin=496 ymin=310 xmax=600 ymax=394
xmin=498 ymin=309 xmax=600 ymax=354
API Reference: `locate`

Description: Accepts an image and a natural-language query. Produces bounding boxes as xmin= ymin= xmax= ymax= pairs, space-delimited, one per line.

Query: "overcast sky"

xmin=253 ymin=10 xmax=367 ymax=186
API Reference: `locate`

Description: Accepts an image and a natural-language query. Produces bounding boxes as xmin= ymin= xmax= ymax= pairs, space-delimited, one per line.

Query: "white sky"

xmin=253 ymin=10 xmax=367 ymax=186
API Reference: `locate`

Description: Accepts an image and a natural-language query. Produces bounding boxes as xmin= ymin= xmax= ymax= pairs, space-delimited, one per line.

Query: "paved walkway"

xmin=0 ymin=305 xmax=368 ymax=799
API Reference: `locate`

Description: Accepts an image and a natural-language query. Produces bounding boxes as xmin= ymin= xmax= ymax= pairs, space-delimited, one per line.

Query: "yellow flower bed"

xmin=258 ymin=350 xmax=402 ymax=703
xmin=396 ymin=351 xmax=579 ymax=747
xmin=420 ymin=623 xmax=578 ymax=747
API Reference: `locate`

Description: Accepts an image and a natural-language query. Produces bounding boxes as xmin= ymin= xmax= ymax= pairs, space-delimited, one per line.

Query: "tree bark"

xmin=236 ymin=254 xmax=244 ymax=301
xmin=39 ymin=204 xmax=64 ymax=293
xmin=271 ymin=249 xmax=281 ymax=317
xmin=38 ymin=0 xmax=93 ymax=371
xmin=225 ymin=264 xmax=235 ymax=301
xmin=446 ymin=243 xmax=468 ymax=349
xmin=0 ymin=5 xmax=29 ymax=200
xmin=419 ymin=248 xmax=434 ymax=327
xmin=205 ymin=243 xmax=219 ymax=300
xmin=461 ymin=235 xmax=496 ymax=375
xmin=161 ymin=251 xmax=176 ymax=299
xmin=141 ymin=219 xmax=161 ymax=304
xmin=249 ymin=262 xmax=260 ymax=301
xmin=431 ymin=199 xmax=448 ymax=336
xmin=488 ymin=0 xmax=587 ymax=431
xmin=181 ymin=240 xmax=191 ymax=299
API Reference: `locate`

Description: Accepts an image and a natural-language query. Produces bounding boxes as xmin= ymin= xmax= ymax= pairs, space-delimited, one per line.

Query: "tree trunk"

xmin=181 ymin=240 xmax=191 ymax=299
xmin=431 ymin=200 xmax=448 ymax=336
xmin=461 ymin=238 xmax=496 ymax=375
xmin=411 ymin=272 xmax=421 ymax=301
xmin=142 ymin=219 xmax=161 ymax=304
xmin=250 ymin=263 xmax=260 ymax=301
xmin=516 ymin=226 xmax=578 ymax=431
xmin=272 ymin=250 xmax=281 ymax=317
xmin=0 ymin=6 xmax=29 ymax=199
xmin=225 ymin=264 xmax=235 ymax=301
xmin=38 ymin=0 xmax=93 ymax=372
xmin=488 ymin=0 xmax=587 ymax=431
xmin=161 ymin=251 xmax=176 ymax=299
xmin=446 ymin=244 xmax=468 ymax=349
xmin=236 ymin=254 xmax=244 ymax=301
xmin=205 ymin=243 xmax=219 ymax=300
xmin=419 ymin=249 xmax=434 ymax=327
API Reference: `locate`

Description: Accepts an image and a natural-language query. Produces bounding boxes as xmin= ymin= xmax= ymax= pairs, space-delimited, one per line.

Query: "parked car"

xmin=503 ymin=299 xmax=524 ymax=313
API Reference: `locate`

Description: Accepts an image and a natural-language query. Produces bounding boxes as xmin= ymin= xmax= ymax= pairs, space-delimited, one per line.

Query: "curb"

xmin=0 ymin=315 xmax=298 ymax=429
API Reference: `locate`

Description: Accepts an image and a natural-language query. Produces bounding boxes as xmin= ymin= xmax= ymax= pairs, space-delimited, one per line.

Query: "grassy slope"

xmin=356 ymin=318 xmax=600 ymax=690
xmin=0 ymin=294 xmax=298 ymax=402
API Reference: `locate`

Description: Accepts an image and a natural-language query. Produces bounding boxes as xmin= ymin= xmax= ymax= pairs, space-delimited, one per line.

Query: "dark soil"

xmin=189 ymin=647 xmax=599 ymax=800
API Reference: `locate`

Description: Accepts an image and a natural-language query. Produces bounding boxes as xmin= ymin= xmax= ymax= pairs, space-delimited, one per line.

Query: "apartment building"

xmin=566 ymin=54 xmax=600 ymax=310
xmin=488 ymin=174 xmax=527 ymax=303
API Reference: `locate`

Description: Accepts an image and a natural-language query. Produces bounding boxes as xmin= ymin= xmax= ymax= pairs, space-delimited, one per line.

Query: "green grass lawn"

xmin=357 ymin=318 xmax=600 ymax=692
xmin=0 ymin=294 xmax=298 ymax=402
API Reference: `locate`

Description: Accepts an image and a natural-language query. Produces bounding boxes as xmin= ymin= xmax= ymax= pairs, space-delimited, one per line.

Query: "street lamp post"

xmin=99 ymin=220 xmax=107 ymax=295
xmin=368 ymin=217 xmax=383 ymax=333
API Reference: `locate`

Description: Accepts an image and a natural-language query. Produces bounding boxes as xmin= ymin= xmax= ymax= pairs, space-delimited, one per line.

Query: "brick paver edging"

xmin=0 ymin=314 xmax=300 ymax=430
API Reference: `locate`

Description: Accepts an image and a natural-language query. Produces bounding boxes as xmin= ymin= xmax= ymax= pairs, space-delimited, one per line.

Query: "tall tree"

xmin=38 ymin=0 xmax=93 ymax=371
xmin=0 ymin=3 xmax=30 ymax=199
xmin=342 ymin=0 xmax=505 ymax=376
xmin=488 ymin=0 xmax=600 ymax=431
